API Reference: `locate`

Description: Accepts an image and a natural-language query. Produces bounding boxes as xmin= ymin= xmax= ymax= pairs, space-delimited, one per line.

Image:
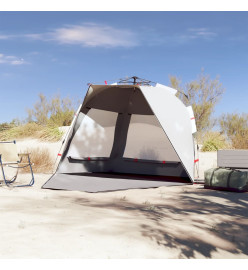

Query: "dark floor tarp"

xmin=42 ymin=173 xmax=191 ymax=193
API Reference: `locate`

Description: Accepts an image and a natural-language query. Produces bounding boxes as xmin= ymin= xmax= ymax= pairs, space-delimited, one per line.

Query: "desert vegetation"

xmin=0 ymin=93 xmax=78 ymax=142
xmin=200 ymin=131 xmax=230 ymax=152
xmin=19 ymin=147 xmax=55 ymax=173
xmin=170 ymin=70 xmax=248 ymax=150
xmin=219 ymin=113 xmax=248 ymax=149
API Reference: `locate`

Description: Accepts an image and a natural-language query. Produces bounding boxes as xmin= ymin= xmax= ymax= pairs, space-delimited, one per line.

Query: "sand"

xmin=0 ymin=138 xmax=247 ymax=258
xmin=0 ymin=173 xmax=247 ymax=259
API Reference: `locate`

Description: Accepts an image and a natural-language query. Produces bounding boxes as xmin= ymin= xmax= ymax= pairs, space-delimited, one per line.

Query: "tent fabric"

xmin=43 ymin=173 xmax=190 ymax=193
xmin=123 ymin=114 xmax=180 ymax=161
xmin=139 ymin=86 xmax=195 ymax=181
xmin=42 ymin=83 xmax=196 ymax=192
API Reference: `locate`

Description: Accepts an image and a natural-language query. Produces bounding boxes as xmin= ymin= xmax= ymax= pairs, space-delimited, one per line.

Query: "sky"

xmin=0 ymin=11 xmax=248 ymax=123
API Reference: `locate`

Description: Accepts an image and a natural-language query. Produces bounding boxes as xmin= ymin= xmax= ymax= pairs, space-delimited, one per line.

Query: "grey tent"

xmin=43 ymin=79 xmax=197 ymax=192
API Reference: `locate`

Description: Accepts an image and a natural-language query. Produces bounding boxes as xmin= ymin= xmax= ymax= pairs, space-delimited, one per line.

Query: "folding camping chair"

xmin=0 ymin=141 xmax=34 ymax=187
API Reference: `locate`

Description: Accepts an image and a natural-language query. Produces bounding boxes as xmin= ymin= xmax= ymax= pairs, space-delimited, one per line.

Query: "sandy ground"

xmin=0 ymin=173 xmax=247 ymax=259
xmin=0 ymin=138 xmax=246 ymax=258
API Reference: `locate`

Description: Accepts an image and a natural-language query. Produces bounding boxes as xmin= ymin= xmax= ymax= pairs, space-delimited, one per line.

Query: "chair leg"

xmin=15 ymin=155 xmax=34 ymax=187
xmin=0 ymin=158 xmax=35 ymax=188
xmin=0 ymin=158 xmax=7 ymax=186
xmin=5 ymin=169 xmax=18 ymax=184
xmin=0 ymin=158 xmax=12 ymax=186
xmin=6 ymin=175 xmax=18 ymax=184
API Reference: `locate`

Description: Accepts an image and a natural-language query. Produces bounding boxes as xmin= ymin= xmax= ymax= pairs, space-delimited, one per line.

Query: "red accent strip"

xmin=191 ymin=117 xmax=195 ymax=120
xmin=104 ymin=81 xmax=107 ymax=85
xmin=162 ymin=160 xmax=166 ymax=164
xmin=134 ymin=158 xmax=138 ymax=162
xmin=88 ymin=157 xmax=91 ymax=161
xmin=58 ymin=153 xmax=62 ymax=156
xmin=194 ymin=159 xmax=199 ymax=163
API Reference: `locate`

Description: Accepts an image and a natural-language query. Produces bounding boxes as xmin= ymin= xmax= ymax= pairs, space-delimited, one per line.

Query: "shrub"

xmin=232 ymin=131 xmax=248 ymax=149
xmin=0 ymin=122 xmax=63 ymax=142
xmin=27 ymin=93 xmax=77 ymax=127
xmin=201 ymin=132 xmax=230 ymax=152
xmin=219 ymin=113 xmax=248 ymax=149
xmin=0 ymin=93 xmax=75 ymax=142
xmin=0 ymin=122 xmax=13 ymax=132
xmin=0 ymin=119 xmax=19 ymax=132
xmin=20 ymin=147 xmax=54 ymax=173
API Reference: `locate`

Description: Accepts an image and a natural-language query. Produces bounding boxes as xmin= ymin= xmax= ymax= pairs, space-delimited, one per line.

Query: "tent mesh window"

xmin=123 ymin=114 xmax=180 ymax=162
xmin=67 ymin=109 xmax=118 ymax=158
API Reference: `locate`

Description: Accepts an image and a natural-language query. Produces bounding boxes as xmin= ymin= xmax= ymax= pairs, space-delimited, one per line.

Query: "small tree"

xmin=27 ymin=93 xmax=50 ymax=125
xmin=219 ymin=113 xmax=248 ymax=149
xmin=49 ymin=94 xmax=75 ymax=126
xmin=169 ymin=70 xmax=225 ymax=135
xmin=27 ymin=93 xmax=77 ymax=127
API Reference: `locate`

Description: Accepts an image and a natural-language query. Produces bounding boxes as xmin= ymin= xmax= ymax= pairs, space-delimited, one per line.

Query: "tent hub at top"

xmin=117 ymin=76 xmax=154 ymax=86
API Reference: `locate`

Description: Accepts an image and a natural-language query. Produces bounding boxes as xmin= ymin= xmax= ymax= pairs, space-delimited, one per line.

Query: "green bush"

xmin=201 ymin=132 xmax=230 ymax=152
xmin=0 ymin=122 xmax=12 ymax=132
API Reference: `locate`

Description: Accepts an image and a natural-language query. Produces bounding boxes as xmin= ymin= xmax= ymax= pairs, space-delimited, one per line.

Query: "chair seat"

xmin=2 ymin=161 xmax=19 ymax=165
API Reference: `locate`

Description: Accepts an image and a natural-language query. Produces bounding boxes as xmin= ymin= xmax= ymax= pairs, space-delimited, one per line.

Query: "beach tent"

xmin=43 ymin=78 xmax=197 ymax=192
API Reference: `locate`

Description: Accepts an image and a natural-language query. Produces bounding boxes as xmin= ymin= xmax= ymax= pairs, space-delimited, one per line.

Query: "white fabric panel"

xmin=140 ymin=86 xmax=195 ymax=181
xmin=187 ymin=106 xmax=197 ymax=134
xmin=124 ymin=114 xmax=180 ymax=161
xmin=155 ymin=83 xmax=177 ymax=95
xmin=67 ymin=109 xmax=118 ymax=158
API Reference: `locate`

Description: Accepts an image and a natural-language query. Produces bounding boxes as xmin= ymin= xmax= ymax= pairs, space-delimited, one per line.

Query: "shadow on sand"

xmin=1 ymin=183 xmax=248 ymax=258
xmin=69 ymin=186 xmax=248 ymax=258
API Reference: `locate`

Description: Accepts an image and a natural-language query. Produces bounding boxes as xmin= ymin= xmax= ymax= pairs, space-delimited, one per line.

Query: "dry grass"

xmin=232 ymin=132 xmax=248 ymax=149
xmin=0 ymin=122 xmax=63 ymax=142
xmin=219 ymin=113 xmax=248 ymax=149
xmin=20 ymin=147 xmax=55 ymax=173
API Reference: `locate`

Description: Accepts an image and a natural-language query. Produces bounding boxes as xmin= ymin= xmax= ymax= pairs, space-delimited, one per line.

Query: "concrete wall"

xmin=196 ymin=151 xmax=217 ymax=179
